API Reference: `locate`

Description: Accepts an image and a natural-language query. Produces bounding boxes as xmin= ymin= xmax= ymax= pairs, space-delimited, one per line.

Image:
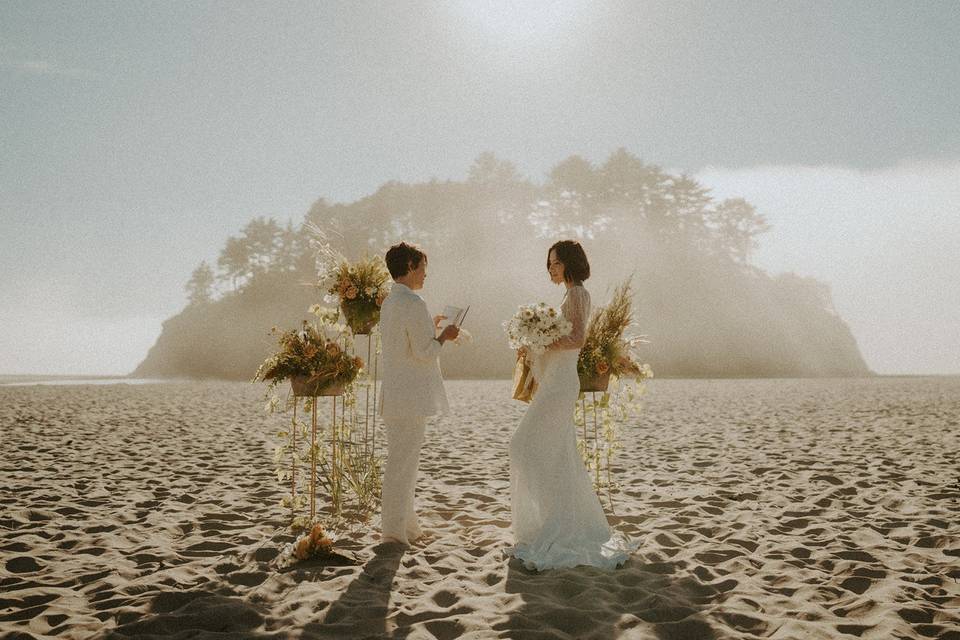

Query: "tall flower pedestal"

xmin=290 ymin=376 xmax=347 ymax=523
xmin=574 ymin=373 xmax=650 ymax=513
xmin=352 ymin=331 xmax=381 ymax=463
xmin=337 ymin=329 xmax=383 ymax=518
xmin=576 ymin=374 xmax=615 ymax=510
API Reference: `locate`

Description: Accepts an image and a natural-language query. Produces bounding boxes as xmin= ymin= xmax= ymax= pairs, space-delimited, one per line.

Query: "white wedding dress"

xmin=508 ymin=285 xmax=637 ymax=570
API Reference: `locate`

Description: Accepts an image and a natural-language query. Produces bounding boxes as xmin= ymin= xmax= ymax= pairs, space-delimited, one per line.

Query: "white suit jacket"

xmin=378 ymin=283 xmax=450 ymax=420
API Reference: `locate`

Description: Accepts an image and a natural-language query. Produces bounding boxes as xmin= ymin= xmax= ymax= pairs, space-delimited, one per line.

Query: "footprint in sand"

xmin=6 ymin=556 xmax=43 ymax=573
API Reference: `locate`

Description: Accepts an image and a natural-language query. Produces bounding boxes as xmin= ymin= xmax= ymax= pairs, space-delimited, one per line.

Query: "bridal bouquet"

xmin=504 ymin=302 xmax=572 ymax=355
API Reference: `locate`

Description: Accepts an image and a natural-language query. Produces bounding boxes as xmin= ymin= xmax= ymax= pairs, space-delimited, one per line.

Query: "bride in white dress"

xmin=509 ymin=240 xmax=637 ymax=571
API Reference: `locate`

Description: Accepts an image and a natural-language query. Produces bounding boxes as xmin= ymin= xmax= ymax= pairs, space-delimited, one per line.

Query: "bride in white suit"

xmin=378 ymin=241 xmax=459 ymax=545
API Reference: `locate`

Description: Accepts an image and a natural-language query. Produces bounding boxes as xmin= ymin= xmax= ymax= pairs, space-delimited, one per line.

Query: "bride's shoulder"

xmin=562 ymin=284 xmax=590 ymax=307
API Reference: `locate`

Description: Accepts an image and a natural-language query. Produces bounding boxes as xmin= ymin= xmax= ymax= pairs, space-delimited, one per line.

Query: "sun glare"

xmin=449 ymin=0 xmax=589 ymax=66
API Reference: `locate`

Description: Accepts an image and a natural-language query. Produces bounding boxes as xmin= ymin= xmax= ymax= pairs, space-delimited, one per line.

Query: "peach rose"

xmin=345 ymin=285 xmax=358 ymax=300
xmin=309 ymin=525 xmax=333 ymax=554
xmin=325 ymin=343 xmax=341 ymax=357
xmin=596 ymin=360 xmax=609 ymax=375
xmin=294 ymin=535 xmax=312 ymax=560
xmin=315 ymin=535 xmax=333 ymax=554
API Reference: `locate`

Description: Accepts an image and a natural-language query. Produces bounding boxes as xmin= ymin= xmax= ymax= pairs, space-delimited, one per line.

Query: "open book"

xmin=439 ymin=305 xmax=470 ymax=329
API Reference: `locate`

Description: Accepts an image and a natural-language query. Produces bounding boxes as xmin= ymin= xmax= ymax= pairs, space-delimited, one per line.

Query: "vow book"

xmin=439 ymin=305 xmax=470 ymax=328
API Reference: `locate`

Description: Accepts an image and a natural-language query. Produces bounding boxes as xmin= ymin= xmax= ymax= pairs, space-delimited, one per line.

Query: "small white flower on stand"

xmin=264 ymin=394 xmax=280 ymax=413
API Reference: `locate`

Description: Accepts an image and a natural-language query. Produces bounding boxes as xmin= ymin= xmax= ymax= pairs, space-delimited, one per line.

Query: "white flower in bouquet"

xmin=504 ymin=302 xmax=572 ymax=355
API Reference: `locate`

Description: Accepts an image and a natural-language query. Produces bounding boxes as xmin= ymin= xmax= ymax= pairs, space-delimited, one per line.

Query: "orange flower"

xmin=596 ymin=360 xmax=609 ymax=375
xmin=615 ymin=356 xmax=641 ymax=376
xmin=325 ymin=343 xmax=341 ymax=357
xmin=345 ymin=285 xmax=358 ymax=300
xmin=353 ymin=356 xmax=363 ymax=369
xmin=294 ymin=535 xmax=312 ymax=560
xmin=315 ymin=535 xmax=333 ymax=554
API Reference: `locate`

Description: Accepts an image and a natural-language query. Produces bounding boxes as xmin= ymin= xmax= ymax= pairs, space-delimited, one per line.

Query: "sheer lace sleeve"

xmin=551 ymin=286 xmax=591 ymax=350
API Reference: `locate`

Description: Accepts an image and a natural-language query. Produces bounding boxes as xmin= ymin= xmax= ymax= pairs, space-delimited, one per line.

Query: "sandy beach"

xmin=1 ymin=377 xmax=958 ymax=639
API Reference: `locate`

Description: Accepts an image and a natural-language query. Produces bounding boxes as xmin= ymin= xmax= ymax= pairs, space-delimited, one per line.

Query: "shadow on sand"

xmin=300 ymin=541 xmax=404 ymax=639
xmin=494 ymin=556 xmax=719 ymax=640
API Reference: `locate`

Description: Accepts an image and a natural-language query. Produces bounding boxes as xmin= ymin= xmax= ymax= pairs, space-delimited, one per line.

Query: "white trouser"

xmin=381 ymin=415 xmax=427 ymax=544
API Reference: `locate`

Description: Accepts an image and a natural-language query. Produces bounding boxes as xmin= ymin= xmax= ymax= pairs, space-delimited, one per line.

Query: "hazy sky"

xmin=2 ymin=1 xmax=958 ymax=375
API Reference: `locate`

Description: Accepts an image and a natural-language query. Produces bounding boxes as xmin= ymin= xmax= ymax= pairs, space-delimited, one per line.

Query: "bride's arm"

xmin=548 ymin=287 xmax=589 ymax=351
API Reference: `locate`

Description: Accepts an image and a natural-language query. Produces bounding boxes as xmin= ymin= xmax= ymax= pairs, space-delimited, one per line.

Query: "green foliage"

xmin=267 ymin=367 xmax=383 ymax=528
xmin=576 ymin=377 xmax=650 ymax=512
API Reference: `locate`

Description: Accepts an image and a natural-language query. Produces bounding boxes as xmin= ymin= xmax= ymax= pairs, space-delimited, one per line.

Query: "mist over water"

xmin=698 ymin=162 xmax=960 ymax=375
xmin=127 ymin=152 xmax=870 ymax=380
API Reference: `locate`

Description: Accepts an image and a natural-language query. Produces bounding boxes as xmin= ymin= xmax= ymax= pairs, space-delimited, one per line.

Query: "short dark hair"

xmin=548 ymin=240 xmax=590 ymax=283
xmin=385 ymin=242 xmax=427 ymax=279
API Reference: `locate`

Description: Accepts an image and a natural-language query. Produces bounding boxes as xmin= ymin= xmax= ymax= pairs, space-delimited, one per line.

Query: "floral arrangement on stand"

xmin=254 ymin=320 xmax=364 ymax=396
xmin=255 ymin=313 xmax=366 ymax=533
xmin=575 ymin=278 xmax=653 ymax=509
xmin=308 ymin=226 xmax=388 ymax=523
xmin=312 ymin=227 xmax=389 ymax=508
xmin=314 ymin=232 xmax=391 ymax=335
